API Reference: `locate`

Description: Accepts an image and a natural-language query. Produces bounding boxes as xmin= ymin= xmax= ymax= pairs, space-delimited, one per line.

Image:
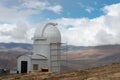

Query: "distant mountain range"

xmin=0 ymin=42 xmax=120 ymax=71
xmin=61 ymin=44 xmax=120 ymax=71
xmin=0 ymin=43 xmax=33 ymax=70
xmin=0 ymin=42 xmax=90 ymax=51
xmin=0 ymin=42 xmax=33 ymax=50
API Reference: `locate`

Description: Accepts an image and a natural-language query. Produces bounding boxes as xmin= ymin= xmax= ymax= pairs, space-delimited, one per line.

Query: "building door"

xmin=21 ymin=61 xmax=27 ymax=73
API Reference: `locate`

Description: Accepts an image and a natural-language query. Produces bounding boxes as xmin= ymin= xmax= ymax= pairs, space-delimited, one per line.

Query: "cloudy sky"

xmin=0 ymin=0 xmax=120 ymax=46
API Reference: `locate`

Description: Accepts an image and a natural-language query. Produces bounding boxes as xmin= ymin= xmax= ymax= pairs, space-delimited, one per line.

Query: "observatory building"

xmin=17 ymin=22 xmax=61 ymax=73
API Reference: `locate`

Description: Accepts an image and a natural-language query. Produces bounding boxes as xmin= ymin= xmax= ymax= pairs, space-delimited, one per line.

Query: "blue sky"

xmin=28 ymin=0 xmax=120 ymax=23
xmin=0 ymin=0 xmax=120 ymax=46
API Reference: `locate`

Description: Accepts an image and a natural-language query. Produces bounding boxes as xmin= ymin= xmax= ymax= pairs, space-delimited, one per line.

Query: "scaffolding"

xmin=50 ymin=43 xmax=68 ymax=72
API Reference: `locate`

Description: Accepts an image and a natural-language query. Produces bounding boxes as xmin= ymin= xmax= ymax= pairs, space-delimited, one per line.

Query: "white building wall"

xmin=17 ymin=55 xmax=31 ymax=73
xmin=33 ymin=42 xmax=61 ymax=72
xmin=33 ymin=40 xmax=51 ymax=72
xmin=31 ymin=59 xmax=48 ymax=71
xmin=33 ymin=40 xmax=50 ymax=57
xmin=32 ymin=22 xmax=61 ymax=72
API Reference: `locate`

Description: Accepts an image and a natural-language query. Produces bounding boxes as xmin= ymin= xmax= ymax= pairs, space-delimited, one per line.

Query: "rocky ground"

xmin=0 ymin=63 xmax=120 ymax=80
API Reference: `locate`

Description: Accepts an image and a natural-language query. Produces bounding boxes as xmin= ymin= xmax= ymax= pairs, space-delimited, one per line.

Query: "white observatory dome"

xmin=17 ymin=22 xmax=61 ymax=73
xmin=34 ymin=23 xmax=61 ymax=43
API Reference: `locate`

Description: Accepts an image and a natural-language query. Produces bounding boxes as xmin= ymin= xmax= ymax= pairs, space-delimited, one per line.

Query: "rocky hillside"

xmin=0 ymin=43 xmax=33 ymax=69
xmin=0 ymin=63 xmax=120 ymax=80
xmin=0 ymin=50 xmax=32 ymax=69
xmin=0 ymin=42 xmax=89 ymax=70
xmin=0 ymin=42 xmax=120 ymax=71
xmin=61 ymin=44 xmax=120 ymax=71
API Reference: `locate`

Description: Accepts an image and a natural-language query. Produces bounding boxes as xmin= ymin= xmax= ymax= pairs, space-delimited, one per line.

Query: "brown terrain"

xmin=0 ymin=43 xmax=120 ymax=79
xmin=0 ymin=49 xmax=32 ymax=70
xmin=61 ymin=45 xmax=120 ymax=71
xmin=0 ymin=43 xmax=120 ymax=71
xmin=0 ymin=63 xmax=120 ymax=80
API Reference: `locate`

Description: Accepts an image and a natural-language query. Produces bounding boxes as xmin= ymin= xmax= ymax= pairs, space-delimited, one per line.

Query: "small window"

xmin=33 ymin=64 xmax=38 ymax=70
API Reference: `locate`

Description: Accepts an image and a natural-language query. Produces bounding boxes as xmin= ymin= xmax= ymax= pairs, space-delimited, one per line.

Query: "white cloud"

xmin=11 ymin=22 xmax=28 ymax=39
xmin=47 ymin=5 xmax=62 ymax=13
xmin=21 ymin=0 xmax=48 ymax=9
xmin=0 ymin=22 xmax=35 ymax=43
xmin=85 ymin=6 xmax=94 ymax=13
xmin=21 ymin=0 xmax=62 ymax=13
xmin=0 ymin=4 xmax=38 ymax=22
xmin=0 ymin=0 xmax=62 ymax=22
xmin=78 ymin=2 xmax=94 ymax=13
xmin=0 ymin=3 xmax=120 ymax=46
xmin=103 ymin=3 xmax=120 ymax=16
xmin=53 ymin=18 xmax=103 ymax=46
xmin=52 ymin=3 xmax=120 ymax=46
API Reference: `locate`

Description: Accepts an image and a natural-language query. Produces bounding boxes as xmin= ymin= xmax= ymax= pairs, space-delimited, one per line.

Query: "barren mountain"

xmin=0 ymin=43 xmax=33 ymax=70
xmin=61 ymin=45 xmax=120 ymax=71
xmin=0 ymin=42 xmax=120 ymax=71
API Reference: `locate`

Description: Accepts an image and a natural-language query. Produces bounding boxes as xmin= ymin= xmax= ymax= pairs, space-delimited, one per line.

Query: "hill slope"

xmin=0 ymin=42 xmax=120 ymax=71
xmin=0 ymin=43 xmax=33 ymax=69
xmin=61 ymin=45 xmax=120 ymax=71
xmin=0 ymin=63 xmax=120 ymax=80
